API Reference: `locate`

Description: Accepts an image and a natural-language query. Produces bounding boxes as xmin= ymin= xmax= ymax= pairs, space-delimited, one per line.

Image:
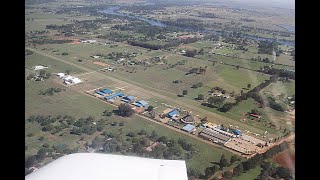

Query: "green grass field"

xmin=184 ymin=41 xmax=215 ymax=49
xmin=25 ymin=53 xmax=85 ymax=74
xmin=226 ymin=98 xmax=292 ymax=133
xmin=232 ymin=166 xmax=262 ymax=180
xmin=262 ymin=80 xmax=295 ymax=97
xmin=214 ymin=47 xmax=234 ymax=54
xmin=209 ymin=65 xmax=270 ymax=93
xmin=25 ymin=70 xmax=234 ymax=174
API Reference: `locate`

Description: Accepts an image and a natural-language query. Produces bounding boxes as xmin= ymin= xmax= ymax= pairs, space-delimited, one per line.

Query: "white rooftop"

xmin=57 ymin=73 xmax=65 ymax=78
xmin=34 ymin=65 xmax=48 ymax=71
xmin=26 ymin=153 xmax=188 ymax=180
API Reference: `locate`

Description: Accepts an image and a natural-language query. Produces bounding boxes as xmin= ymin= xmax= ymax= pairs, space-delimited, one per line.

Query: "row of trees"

xmin=192 ymin=82 xmax=203 ymax=88
xmin=25 ymin=49 xmax=33 ymax=56
xmin=127 ymin=37 xmax=200 ymax=50
xmin=259 ymin=66 xmax=295 ymax=80
xmin=197 ymin=12 xmax=219 ymax=19
xmin=27 ymin=114 xmax=108 ymax=136
xmin=251 ymin=56 xmax=272 ymax=63
xmin=45 ymin=18 xmax=113 ymax=35
xmin=39 ymin=87 xmax=64 ymax=96
xmin=187 ymin=67 xmax=207 ymax=75
xmin=257 ymin=161 xmax=292 ymax=180
xmin=96 ymin=129 xmax=196 ymax=161
xmin=212 ymin=141 xmax=291 ymax=179
xmin=29 ymin=38 xmax=73 ymax=45
xmin=207 ymin=96 xmax=225 ymax=108
xmin=104 ymin=32 xmax=135 ymax=42
xmin=25 ymin=143 xmax=78 ymax=175
xmin=220 ymin=75 xmax=280 ymax=112
xmin=257 ymin=40 xmax=283 ymax=55
xmin=189 ymin=154 xmax=241 ymax=178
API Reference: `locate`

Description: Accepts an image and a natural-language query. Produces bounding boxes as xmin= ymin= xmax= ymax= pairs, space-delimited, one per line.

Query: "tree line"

xmin=259 ymin=66 xmax=295 ymax=80
xmin=188 ymin=154 xmax=241 ymax=179
xmin=215 ymin=141 xmax=292 ymax=179
xmin=28 ymin=38 xmax=73 ymax=45
xmin=257 ymin=40 xmax=283 ymax=55
xmin=220 ymin=75 xmax=286 ymax=112
xmin=39 ymin=87 xmax=64 ymax=96
xmin=127 ymin=37 xmax=200 ymax=50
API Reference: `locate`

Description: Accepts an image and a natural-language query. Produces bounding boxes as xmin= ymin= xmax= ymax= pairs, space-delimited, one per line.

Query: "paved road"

xmin=27 ymin=47 xmax=271 ymax=136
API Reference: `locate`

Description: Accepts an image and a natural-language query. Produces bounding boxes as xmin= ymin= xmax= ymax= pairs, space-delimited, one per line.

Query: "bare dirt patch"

xmin=273 ymin=150 xmax=295 ymax=172
xmin=93 ymin=61 xmax=109 ymax=67
xmin=69 ymin=41 xmax=81 ymax=44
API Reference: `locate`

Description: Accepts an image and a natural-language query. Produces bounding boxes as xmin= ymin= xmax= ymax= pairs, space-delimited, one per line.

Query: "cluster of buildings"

xmin=56 ymin=73 xmax=82 ymax=85
xmin=91 ymin=86 xmax=268 ymax=156
xmin=94 ymin=88 xmax=149 ymax=111
xmin=198 ymin=123 xmax=267 ymax=155
xmin=158 ymin=107 xmax=266 ymax=155
xmin=160 ymin=108 xmax=197 ymax=134
xmin=199 ymin=124 xmax=238 ymax=144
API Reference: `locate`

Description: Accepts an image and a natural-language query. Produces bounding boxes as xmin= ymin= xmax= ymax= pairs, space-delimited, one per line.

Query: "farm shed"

xmin=167 ymin=109 xmax=179 ymax=118
xmin=232 ymin=129 xmax=242 ymax=136
xmin=122 ymin=96 xmax=135 ymax=103
xmin=135 ymin=100 xmax=149 ymax=107
xmin=105 ymin=92 xmax=126 ymax=101
xmin=182 ymin=124 xmax=196 ymax=133
xmin=199 ymin=128 xmax=230 ymax=143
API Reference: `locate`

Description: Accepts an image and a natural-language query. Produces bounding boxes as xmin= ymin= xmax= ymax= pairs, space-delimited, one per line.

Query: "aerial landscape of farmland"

xmin=25 ymin=0 xmax=295 ymax=179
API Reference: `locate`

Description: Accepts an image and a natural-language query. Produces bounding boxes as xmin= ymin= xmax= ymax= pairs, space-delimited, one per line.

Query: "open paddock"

xmin=25 ymin=52 xmax=85 ymax=74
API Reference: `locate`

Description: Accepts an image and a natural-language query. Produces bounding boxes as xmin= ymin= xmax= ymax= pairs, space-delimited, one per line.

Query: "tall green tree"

xmin=219 ymin=154 xmax=229 ymax=169
xmin=222 ymin=171 xmax=233 ymax=179
xmin=147 ymin=106 xmax=154 ymax=112
xmin=219 ymin=102 xmax=234 ymax=112
xmin=39 ymin=70 xmax=46 ymax=76
xmin=117 ymin=103 xmax=135 ymax=117
xmin=92 ymin=136 xmax=103 ymax=148
xmin=25 ymin=156 xmax=37 ymax=168
xmin=207 ymin=96 xmax=225 ymax=107
xmin=149 ymin=130 xmax=158 ymax=141
xmin=230 ymin=155 xmax=239 ymax=164
xmin=198 ymin=94 xmax=204 ymax=100
xmin=204 ymin=167 xmax=214 ymax=178
xmin=233 ymin=163 xmax=244 ymax=176
xmin=36 ymin=148 xmax=47 ymax=161
xmin=182 ymin=90 xmax=188 ymax=95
